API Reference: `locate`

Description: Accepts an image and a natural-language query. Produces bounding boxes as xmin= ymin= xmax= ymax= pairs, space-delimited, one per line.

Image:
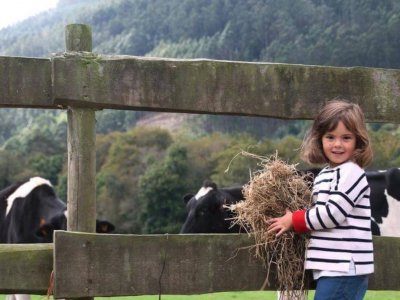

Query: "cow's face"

xmin=180 ymin=182 xmax=239 ymax=233
xmin=36 ymin=210 xmax=67 ymax=242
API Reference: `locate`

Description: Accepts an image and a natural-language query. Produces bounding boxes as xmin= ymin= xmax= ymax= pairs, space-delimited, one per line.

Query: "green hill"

xmin=0 ymin=0 xmax=399 ymax=68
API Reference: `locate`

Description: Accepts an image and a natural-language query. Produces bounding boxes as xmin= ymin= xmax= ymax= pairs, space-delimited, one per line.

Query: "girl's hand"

xmin=267 ymin=210 xmax=293 ymax=237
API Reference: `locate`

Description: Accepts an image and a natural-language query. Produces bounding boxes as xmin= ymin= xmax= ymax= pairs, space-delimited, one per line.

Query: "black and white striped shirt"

xmin=305 ymin=161 xmax=374 ymax=275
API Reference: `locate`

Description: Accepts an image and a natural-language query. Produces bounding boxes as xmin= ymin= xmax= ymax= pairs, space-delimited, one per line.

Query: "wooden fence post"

xmin=65 ymin=25 xmax=96 ymax=240
xmin=65 ymin=23 xmax=96 ymax=300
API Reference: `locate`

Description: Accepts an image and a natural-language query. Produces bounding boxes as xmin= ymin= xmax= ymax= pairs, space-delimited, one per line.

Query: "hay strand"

xmin=228 ymin=152 xmax=313 ymax=299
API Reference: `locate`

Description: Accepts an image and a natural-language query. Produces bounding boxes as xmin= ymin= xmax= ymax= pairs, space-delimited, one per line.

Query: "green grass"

xmin=1 ymin=291 xmax=400 ymax=300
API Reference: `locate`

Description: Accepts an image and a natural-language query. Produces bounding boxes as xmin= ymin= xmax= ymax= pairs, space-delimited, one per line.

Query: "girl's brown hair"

xmin=301 ymin=99 xmax=373 ymax=168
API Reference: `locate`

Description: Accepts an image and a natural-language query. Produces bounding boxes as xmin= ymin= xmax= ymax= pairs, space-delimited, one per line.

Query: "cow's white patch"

xmin=378 ymin=190 xmax=400 ymax=237
xmin=64 ymin=210 xmax=68 ymax=218
xmin=194 ymin=187 xmax=213 ymax=200
xmin=6 ymin=177 xmax=52 ymax=216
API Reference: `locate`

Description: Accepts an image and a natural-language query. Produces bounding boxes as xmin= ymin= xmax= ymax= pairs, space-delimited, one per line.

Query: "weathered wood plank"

xmin=0 ymin=56 xmax=53 ymax=108
xmin=52 ymin=55 xmax=400 ymax=123
xmin=53 ymin=232 xmax=400 ymax=298
xmin=0 ymin=235 xmax=398 ymax=295
xmin=0 ymin=244 xmax=53 ymax=294
xmin=67 ymin=108 xmax=96 ymax=233
xmin=54 ymin=232 xmax=268 ymax=298
xmin=65 ymin=24 xmax=92 ymax=52
xmin=1 ymin=53 xmax=399 ymax=123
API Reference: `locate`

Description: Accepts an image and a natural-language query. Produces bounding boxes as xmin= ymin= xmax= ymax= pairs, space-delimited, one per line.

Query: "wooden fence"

xmin=0 ymin=24 xmax=400 ymax=298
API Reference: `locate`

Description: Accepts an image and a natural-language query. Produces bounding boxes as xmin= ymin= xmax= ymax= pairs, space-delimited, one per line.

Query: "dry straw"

xmin=228 ymin=152 xmax=314 ymax=299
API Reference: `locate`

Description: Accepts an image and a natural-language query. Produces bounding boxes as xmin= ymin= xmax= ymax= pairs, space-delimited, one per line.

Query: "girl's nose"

xmin=333 ymin=139 xmax=342 ymax=147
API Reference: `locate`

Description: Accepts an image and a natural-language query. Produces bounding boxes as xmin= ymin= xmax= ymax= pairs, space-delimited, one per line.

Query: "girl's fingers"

xmin=268 ymin=224 xmax=282 ymax=233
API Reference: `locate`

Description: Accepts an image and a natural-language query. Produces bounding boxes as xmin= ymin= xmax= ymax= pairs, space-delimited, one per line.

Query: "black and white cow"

xmin=181 ymin=168 xmax=400 ymax=237
xmin=180 ymin=180 xmax=244 ymax=233
xmin=0 ymin=177 xmax=115 ymax=300
xmin=0 ymin=177 xmax=66 ymax=243
xmin=369 ymin=168 xmax=400 ymax=237
xmin=0 ymin=176 xmax=115 ymax=243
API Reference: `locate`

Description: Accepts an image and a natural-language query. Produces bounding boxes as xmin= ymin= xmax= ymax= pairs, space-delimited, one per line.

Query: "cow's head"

xmin=3 ymin=177 xmax=67 ymax=243
xmin=180 ymin=180 xmax=243 ymax=233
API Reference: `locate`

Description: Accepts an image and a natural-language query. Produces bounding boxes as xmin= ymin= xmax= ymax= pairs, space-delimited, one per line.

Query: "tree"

xmin=138 ymin=143 xmax=189 ymax=233
xmin=96 ymin=127 xmax=173 ymax=233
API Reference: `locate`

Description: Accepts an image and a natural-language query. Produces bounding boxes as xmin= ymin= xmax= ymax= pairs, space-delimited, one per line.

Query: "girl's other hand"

xmin=267 ymin=210 xmax=293 ymax=237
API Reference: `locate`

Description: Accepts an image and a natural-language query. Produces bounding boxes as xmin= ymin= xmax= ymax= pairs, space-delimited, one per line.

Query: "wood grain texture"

xmin=67 ymin=108 xmax=96 ymax=233
xmin=1 ymin=53 xmax=399 ymax=124
xmin=52 ymin=55 xmax=400 ymax=123
xmin=0 ymin=244 xmax=53 ymax=294
xmin=65 ymin=24 xmax=92 ymax=52
xmin=0 ymin=56 xmax=52 ymax=108
xmin=54 ymin=232 xmax=268 ymax=297
xmin=53 ymin=232 xmax=400 ymax=298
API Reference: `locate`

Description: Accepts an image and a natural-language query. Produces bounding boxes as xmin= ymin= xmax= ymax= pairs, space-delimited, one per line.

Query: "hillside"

xmin=0 ymin=0 xmax=399 ymax=69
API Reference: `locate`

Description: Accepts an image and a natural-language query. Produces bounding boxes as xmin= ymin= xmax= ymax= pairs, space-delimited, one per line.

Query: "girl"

xmin=268 ymin=100 xmax=374 ymax=300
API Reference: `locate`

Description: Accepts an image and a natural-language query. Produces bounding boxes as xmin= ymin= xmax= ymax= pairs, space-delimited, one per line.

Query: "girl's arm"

xmin=305 ymin=164 xmax=368 ymax=231
xmin=268 ymin=163 xmax=369 ymax=236
xmin=268 ymin=209 xmax=308 ymax=236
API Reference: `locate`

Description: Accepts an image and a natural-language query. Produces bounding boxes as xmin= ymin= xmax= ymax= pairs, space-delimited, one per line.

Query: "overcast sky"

xmin=0 ymin=0 xmax=57 ymax=29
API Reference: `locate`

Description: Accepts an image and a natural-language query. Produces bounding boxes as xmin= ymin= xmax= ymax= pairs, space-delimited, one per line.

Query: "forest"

xmin=0 ymin=0 xmax=399 ymax=234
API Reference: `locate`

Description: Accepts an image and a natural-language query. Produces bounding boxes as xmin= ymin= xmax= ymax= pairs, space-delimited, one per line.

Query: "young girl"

xmin=268 ymin=100 xmax=374 ymax=300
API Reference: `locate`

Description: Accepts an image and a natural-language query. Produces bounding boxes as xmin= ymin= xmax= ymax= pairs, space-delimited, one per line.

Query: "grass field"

xmin=2 ymin=291 xmax=400 ymax=300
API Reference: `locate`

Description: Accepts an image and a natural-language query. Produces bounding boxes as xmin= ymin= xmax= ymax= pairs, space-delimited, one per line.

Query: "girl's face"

xmin=322 ymin=121 xmax=356 ymax=168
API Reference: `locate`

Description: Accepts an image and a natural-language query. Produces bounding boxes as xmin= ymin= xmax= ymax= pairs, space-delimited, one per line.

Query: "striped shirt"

xmin=293 ymin=161 xmax=374 ymax=275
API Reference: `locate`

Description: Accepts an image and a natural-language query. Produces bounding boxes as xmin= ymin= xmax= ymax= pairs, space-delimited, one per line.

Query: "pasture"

xmin=1 ymin=291 xmax=400 ymax=300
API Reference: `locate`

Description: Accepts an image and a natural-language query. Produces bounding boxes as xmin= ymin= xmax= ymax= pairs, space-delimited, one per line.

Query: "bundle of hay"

xmin=229 ymin=152 xmax=313 ymax=299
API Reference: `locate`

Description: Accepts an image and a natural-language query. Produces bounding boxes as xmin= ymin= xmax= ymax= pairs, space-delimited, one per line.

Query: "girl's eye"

xmin=343 ymin=136 xmax=353 ymax=140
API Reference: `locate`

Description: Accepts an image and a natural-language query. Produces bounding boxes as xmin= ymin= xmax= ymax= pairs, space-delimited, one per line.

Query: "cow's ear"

xmin=96 ymin=220 xmax=115 ymax=233
xmin=36 ymin=224 xmax=54 ymax=237
xmin=183 ymin=193 xmax=194 ymax=204
xmin=203 ymin=180 xmax=218 ymax=190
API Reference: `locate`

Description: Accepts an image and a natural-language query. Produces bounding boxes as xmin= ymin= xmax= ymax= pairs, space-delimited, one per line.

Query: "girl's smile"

xmin=322 ymin=121 xmax=356 ymax=167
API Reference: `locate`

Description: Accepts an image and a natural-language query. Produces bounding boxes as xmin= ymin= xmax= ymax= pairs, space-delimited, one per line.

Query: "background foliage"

xmin=0 ymin=0 xmax=399 ymax=233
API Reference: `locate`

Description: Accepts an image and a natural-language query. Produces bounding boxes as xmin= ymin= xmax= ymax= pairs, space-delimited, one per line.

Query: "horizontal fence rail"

xmin=1 ymin=54 xmax=400 ymax=123
xmin=1 ymin=233 xmax=399 ymax=297
xmin=0 ymin=56 xmax=52 ymax=108
xmin=52 ymin=55 xmax=400 ymax=123
xmin=2 ymin=232 xmax=397 ymax=297
xmin=0 ymin=244 xmax=53 ymax=294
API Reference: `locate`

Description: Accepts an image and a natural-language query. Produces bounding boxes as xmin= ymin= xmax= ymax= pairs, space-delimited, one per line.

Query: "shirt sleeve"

xmin=292 ymin=209 xmax=309 ymax=233
xmin=305 ymin=163 xmax=369 ymax=231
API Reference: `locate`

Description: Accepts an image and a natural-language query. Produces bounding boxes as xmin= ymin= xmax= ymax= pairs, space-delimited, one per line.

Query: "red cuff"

xmin=292 ymin=210 xmax=309 ymax=233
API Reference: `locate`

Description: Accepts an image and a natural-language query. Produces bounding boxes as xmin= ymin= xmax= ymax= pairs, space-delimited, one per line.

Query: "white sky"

xmin=0 ymin=0 xmax=58 ymax=29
